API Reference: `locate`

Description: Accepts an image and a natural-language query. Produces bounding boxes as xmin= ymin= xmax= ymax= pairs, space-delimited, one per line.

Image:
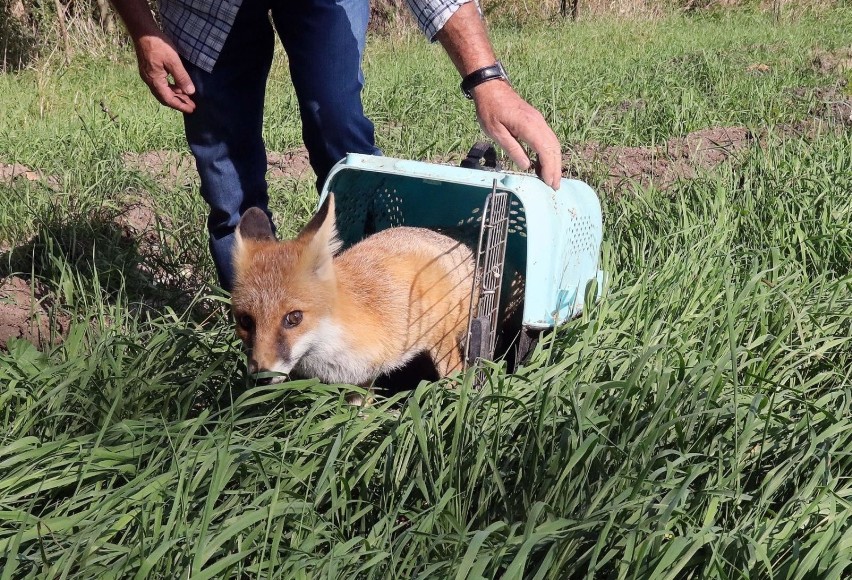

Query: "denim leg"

xmin=272 ymin=0 xmax=381 ymax=190
xmin=181 ymin=1 xmax=275 ymax=291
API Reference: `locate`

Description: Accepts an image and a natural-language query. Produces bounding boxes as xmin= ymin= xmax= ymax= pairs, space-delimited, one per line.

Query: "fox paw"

xmin=345 ymin=391 xmax=373 ymax=407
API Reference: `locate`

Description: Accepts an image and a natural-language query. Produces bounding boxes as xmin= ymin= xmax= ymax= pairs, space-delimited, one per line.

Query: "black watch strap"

xmin=461 ymin=61 xmax=510 ymax=99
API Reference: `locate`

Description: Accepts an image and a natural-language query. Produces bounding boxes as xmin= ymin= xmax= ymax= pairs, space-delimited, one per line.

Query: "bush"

xmin=0 ymin=0 xmax=36 ymax=71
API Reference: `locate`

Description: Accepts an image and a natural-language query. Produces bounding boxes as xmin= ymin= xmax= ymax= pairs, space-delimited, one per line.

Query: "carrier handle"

xmin=460 ymin=141 xmax=500 ymax=171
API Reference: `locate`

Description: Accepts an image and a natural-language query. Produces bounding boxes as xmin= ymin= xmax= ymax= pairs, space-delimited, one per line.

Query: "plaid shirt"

xmin=159 ymin=0 xmax=470 ymax=73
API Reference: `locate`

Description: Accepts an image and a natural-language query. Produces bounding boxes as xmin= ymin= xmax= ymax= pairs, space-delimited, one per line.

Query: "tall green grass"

xmin=1 ymin=7 xmax=851 ymax=578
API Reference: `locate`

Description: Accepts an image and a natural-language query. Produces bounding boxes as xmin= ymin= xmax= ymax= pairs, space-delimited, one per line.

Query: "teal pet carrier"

xmin=318 ymin=144 xmax=605 ymax=370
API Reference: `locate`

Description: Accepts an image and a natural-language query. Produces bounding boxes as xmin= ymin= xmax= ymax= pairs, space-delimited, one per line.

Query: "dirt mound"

xmin=267 ymin=148 xmax=313 ymax=180
xmin=108 ymin=192 xmax=164 ymax=255
xmin=105 ymin=192 xmax=207 ymax=289
xmin=791 ymin=83 xmax=852 ymax=127
xmin=121 ymin=150 xmax=197 ymax=189
xmin=564 ymin=126 xmax=753 ymax=192
xmin=0 ymin=276 xmax=67 ymax=350
xmin=828 ymin=99 xmax=852 ymax=125
xmin=812 ymin=47 xmax=852 ymax=75
xmin=122 ymin=148 xmax=314 ymax=186
xmin=111 ymin=191 xmax=160 ymax=241
xmin=746 ymin=63 xmax=771 ymax=74
xmin=0 ymin=161 xmax=60 ymax=189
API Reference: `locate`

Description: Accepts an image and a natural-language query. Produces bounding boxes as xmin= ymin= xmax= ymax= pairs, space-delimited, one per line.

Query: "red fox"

xmin=230 ymin=194 xmax=475 ymax=391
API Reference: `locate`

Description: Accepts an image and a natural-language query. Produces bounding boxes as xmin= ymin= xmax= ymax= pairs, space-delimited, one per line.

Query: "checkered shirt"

xmin=159 ymin=0 xmax=471 ymax=73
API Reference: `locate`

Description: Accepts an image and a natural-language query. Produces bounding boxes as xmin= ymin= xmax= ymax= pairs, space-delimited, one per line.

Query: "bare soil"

xmin=266 ymin=148 xmax=313 ymax=181
xmin=790 ymin=83 xmax=852 ymax=127
xmin=745 ymin=63 xmax=771 ymax=74
xmin=121 ymin=147 xmax=314 ymax=188
xmin=0 ymin=162 xmax=60 ymax=190
xmin=811 ymin=47 xmax=852 ymax=75
xmin=563 ymin=126 xmax=754 ymax=192
xmin=0 ymin=276 xmax=68 ymax=350
xmin=108 ymin=191 xmax=165 ymax=258
xmin=121 ymin=150 xmax=197 ymax=189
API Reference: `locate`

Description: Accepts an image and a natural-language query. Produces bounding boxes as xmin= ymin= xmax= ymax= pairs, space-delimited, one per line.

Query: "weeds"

xmin=1 ymin=6 xmax=851 ymax=578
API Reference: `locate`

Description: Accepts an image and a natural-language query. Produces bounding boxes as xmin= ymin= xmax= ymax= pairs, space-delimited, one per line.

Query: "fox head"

xmin=231 ymin=195 xmax=342 ymax=382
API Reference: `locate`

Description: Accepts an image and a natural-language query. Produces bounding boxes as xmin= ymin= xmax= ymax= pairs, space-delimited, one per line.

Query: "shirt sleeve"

xmin=405 ymin=0 xmax=474 ymax=41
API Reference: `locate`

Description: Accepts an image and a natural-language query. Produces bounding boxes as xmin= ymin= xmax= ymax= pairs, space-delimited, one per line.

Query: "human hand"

xmin=133 ymin=34 xmax=196 ymax=114
xmin=471 ymin=81 xmax=562 ymax=190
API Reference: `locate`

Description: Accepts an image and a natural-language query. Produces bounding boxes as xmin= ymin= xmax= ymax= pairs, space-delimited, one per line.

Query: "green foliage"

xmin=0 ymin=0 xmax=36 ymax=70
xmin=1 ymin=7 xmax=851 ymax=578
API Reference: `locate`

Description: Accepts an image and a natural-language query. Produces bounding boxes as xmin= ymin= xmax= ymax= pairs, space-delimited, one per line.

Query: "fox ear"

xmin=233 ymin=207 xmax=275 ymax=275
xmin=298 ymin=194 xmax=342 ymax=280
xmin=237 ymin=207 xmax=275 ymax=243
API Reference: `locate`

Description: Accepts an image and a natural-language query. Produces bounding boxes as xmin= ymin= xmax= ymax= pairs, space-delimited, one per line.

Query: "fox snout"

xmin=240 ymin=336 xmax=296 ymax=385
xmin=245 ymin=354 xmax=290 ymax=385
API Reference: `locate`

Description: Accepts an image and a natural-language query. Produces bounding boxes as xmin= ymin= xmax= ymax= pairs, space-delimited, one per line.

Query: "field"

xmin=1 ymin=6 xmax=852 ymax=578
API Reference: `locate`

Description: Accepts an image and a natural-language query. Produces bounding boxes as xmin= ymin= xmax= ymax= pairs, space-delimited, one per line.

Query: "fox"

xmin=230 ymin=194 xmax=476 ymax=394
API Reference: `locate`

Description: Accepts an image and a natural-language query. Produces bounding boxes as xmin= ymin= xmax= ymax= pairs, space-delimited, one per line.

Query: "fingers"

xmin=527 ymin=128 xmax=562 ymax=190
xmin=488 ymin=122 xmax=531 ymax=171
xmin=501 ymin=107 xmax=561 ymax=189
xmin=145 ymin=75 xmax=195 ymax=114
xmin=473 ymin=81 xmax=563 ymax=190
xmin=144 ymin=57 xmax=196 ymax=114
xmin=169 ymin=61 xmax=196 ymax=97
xmin=136 ymin=35 xmax=196 ymax=114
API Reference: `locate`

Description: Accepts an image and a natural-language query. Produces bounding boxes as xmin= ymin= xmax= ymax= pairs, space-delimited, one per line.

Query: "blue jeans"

xmin=181 ymin=0 xmax=380 ymax=291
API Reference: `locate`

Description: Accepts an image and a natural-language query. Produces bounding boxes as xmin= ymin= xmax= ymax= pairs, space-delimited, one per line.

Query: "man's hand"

xmin=110 ymin=0 xmax=195 ymax=113
xmin=471 ymin=80 xmax=562 ymax=189
xmin=435 ymin=1 xmax=563 ymax=190
xmin=133 ymin=33 xmax=196 ymax=114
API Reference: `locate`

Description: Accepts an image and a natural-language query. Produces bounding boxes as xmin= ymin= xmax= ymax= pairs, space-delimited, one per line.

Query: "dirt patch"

xmin=746 ymin=63 xmax=771 ymax=74
xmin=791 ymin=83 xmax=852 ymax=127
xmin=0 ymin=162 xmax=60 ymax=190
xmin=108 ymin=191 xmax=165 ymax=255
xmin=267 ymin=148 xmax=313 ymax=181
xmin=0 ymin=276 xmax=68 ymax=350
xmin=827 ymin=99 xmax=852 ymax=125
xmin=811 ymin=47 xmax=852 ymax=75
xmin=122 ymin=147 xmax=314 ymax=187
xmin=105 ymin=192 xmax=208 ymax=290
xmin=670 ymin=126 xmax=753 ymax=167
xmin=121 ymin=150 xmax=197 ymax=189
xmin=768 ymin=117 xmax=845 ymax=141
xmin=617 ymin=99 xmax=647 ymax=113
xmin=563 ymin=126 xmax=754 ymax=192
xmin=114 ymin=200 xmax=158 ymax=239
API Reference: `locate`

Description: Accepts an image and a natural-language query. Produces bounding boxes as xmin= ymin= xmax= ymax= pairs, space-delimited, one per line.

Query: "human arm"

xmin=434 ymin=2 xmax=562 ymax=189
xmin=110 ymin=0 xmax=196 ymax=113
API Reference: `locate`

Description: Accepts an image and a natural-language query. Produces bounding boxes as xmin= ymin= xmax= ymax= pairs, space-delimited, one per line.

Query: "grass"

xmin=1 ymin=7 xmax=852 ymax=578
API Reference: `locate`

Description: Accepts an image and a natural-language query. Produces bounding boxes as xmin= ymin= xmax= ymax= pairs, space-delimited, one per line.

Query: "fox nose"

xmin=246 ymin=358 xmax=268 ymax=384
xmin=248 ymin=360 xmax=289 ymax=385
xmin=247 ymin=357 xmax=259 ymax=375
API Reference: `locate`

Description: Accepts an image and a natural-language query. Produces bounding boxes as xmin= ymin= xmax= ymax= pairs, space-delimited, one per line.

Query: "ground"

xmin=0 ymin=12 xmax=850 ymax=575
xmin=1 ymin=67 xmax=848 ymax=349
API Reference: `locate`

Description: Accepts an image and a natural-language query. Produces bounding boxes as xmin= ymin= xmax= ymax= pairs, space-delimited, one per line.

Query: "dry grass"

xmin=3 ymin=0 xmax=844 ymax=72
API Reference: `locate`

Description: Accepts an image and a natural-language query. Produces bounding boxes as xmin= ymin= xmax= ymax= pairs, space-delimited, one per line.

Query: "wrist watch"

xmin=461 ymin=61 xmax=511 ymax=99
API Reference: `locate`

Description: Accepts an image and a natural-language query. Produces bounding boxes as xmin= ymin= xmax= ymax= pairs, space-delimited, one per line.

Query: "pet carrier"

xmin=317 ymin=143 xmax=605 ymax=370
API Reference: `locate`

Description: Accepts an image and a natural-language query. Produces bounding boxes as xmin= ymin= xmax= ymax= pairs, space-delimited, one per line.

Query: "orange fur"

xmin=231 ymin=195 xmax=475 ymax=387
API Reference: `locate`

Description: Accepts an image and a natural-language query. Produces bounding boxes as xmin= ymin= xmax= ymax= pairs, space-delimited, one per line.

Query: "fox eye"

xmin=283 ymin=310 xmax=303 ymax=329
xmin=237 ymin=314 xmax=254 ymax=332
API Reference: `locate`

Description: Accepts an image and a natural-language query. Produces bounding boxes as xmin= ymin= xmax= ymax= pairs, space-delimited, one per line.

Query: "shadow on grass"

xmin=0 ymin=212 xmax=248 ymax=431
xmin=0 ymin=205 xmax=216 ymax=319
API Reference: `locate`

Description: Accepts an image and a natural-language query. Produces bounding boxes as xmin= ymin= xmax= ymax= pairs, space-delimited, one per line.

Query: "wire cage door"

xmin=464 ymin=180 xmax=510 ymax=372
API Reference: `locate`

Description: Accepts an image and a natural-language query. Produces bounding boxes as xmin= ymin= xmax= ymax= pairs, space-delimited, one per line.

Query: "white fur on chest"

xmin=293 ymin=318 xmax=378 ymax=386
